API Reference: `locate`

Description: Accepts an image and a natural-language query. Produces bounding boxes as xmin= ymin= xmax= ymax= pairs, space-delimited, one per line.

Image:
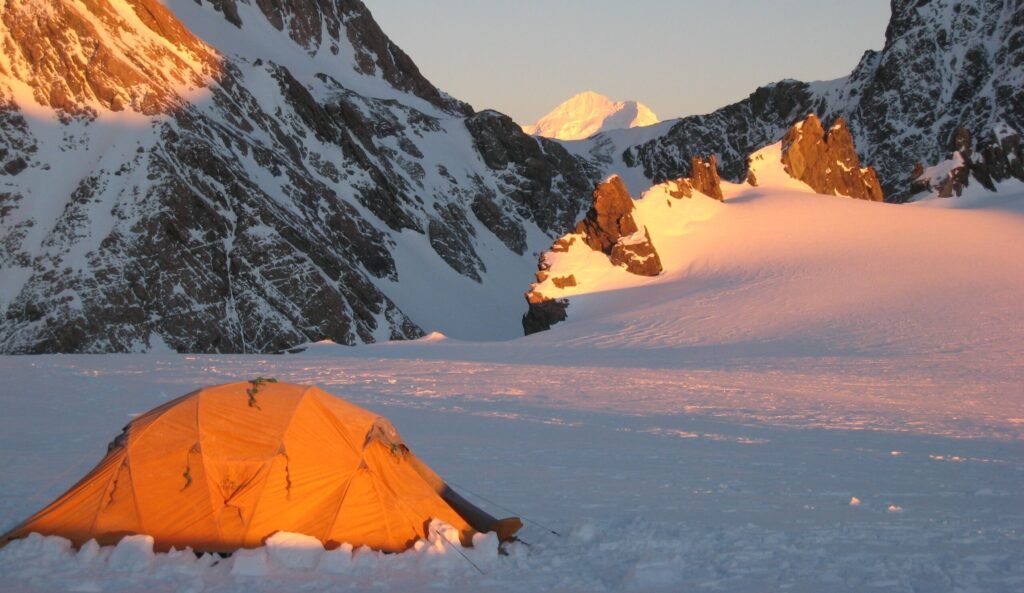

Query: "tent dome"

xmin=2 ymin=380 xmax=519 ymax=553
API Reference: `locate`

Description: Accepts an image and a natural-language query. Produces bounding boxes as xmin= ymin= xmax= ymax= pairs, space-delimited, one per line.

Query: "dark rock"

xmin=2 ymin=157 xmax=26 ymax=176
xmin=522 ymin=294 xmax=568 ymax=336
xmin=427 ymin=205 xmax=485 ymax=283
xmin=471 ymin=192 xmax=527 ymax=255
xmin=910 ymin=126 xmax=1024 ymax=198
xmin=465 ymin=110 xmax=597 ymax=234
xmin=201 ymin=0 xmax=470 ymax=115
xmin=780 ymin=115 xmax=885 ymax=201
xmin=622 ymin=80 xmax=814 ymax=188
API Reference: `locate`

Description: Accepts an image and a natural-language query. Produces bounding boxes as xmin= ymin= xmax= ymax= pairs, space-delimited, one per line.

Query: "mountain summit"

xmin=524 ymin=91 xmax=659 ymax=140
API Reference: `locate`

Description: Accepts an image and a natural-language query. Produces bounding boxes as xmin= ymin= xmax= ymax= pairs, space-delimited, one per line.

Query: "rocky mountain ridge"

xmin=0 ymin=0 xmax=597 ymax=353
xmin=586 ymin=0 xmax=1023 ymax=201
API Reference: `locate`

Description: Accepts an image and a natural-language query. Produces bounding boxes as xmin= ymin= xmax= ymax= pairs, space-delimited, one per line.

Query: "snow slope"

xmin=524 ymin=91 xmax=659 ymax=140
xmin=531 ymin=142 xmax=1024 ymax=390
xmin=1 ymin=151 xmax=1022 ymax=592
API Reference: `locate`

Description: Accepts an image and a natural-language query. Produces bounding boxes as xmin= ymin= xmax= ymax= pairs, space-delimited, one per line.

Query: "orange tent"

xmin=1 ymin=380 xmax=520 ymax=553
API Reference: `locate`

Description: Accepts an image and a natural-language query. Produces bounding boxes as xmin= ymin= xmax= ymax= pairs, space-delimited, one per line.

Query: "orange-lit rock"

xmin=780 ymin=115 xmax=885 ymax=202
xmin=0 ymin=0 xmax=219 ymax=114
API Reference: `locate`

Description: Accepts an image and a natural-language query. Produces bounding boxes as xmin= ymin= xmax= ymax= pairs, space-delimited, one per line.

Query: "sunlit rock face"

xmin=0 ymin=0 xmax=597 ymax=353
xmin=614 ymin=0 xmax=1023 ymax=201
xmin=571 ymin=176 xmax=662 ymax=277
xmin=0 ymin=0 xmax=219 ymax=114
xmin=780 ymin=115 xmax=884 ymax=202
xmin=662 ymin=156 xmax=724 ymax=203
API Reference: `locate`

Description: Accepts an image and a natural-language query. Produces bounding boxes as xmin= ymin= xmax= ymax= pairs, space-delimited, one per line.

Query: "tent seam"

xmin=241 ymin=386 xmax=313 ymax=543
xmin=324 ymin=472 xmax=358 ymax=543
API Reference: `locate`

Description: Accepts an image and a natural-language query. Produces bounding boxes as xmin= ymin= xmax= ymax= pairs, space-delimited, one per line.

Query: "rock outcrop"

xmin=522 ymin=176 xmax=662 ymax=335
xmin=665 ymin=156 xmax=724 ymax=201
xmin=911 ymin=124 xmax=1024 ymax=198
xmin=780 ymin=115 xmax=885 ymax=201
xmin=574 ymin=177 xmax=662 ymax=276
xmin=609 ymin=227 xmax=662 ymax=277
xmin=522 ymin=293 xmax=569 ymax=336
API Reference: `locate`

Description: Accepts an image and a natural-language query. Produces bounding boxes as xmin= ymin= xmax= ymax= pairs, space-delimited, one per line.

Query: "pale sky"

xmin=363 ymin=0 xmax=891 ymax=125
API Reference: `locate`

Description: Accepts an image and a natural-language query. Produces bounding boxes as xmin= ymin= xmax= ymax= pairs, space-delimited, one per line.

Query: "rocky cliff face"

xmin=0 ymin=0 xmax=596 ymax=353
xmin=779 ymin=115 xmax=885 ymax=201
xmin=604 ymin=0 xmax=1023 ymax=201
xmin=202 ymin=0 xmax=470 ymax=116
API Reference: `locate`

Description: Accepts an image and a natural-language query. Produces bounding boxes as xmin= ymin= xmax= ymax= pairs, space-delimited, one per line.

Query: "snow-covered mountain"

xmin=1 ymin=0 xmax=1020 ymax=354
xmin=575 ymin=0 xmax=1023 ymax=201
xmin=0 ymin=0 xmax=597 ymax=353
xmin=523 ymin=91 xmax=659 ymax=141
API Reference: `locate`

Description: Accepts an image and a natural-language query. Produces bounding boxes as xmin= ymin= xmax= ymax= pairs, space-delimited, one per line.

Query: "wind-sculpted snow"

xmin=0 ymin=342 xmax=1021 ymax=592
xmin=0 ymin=0 xmax=596 ymax=353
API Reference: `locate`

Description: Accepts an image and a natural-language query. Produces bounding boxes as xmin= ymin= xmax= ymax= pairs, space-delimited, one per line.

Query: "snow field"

xmin=0 ymin=350 xmax=1021 ymax=593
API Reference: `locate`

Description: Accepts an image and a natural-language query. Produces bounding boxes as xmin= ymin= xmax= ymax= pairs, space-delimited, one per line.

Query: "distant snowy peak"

xmin=524 ymin=91 xmax=659 ymax=140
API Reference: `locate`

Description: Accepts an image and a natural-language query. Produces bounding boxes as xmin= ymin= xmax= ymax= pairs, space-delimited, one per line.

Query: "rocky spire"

xmin=780 ymin=115 xmax=885 ymax=201
xmin=665 ymin=156 xmax=724 ymax=201
xmin=573 ymin=177 xmax=662 ymax=276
